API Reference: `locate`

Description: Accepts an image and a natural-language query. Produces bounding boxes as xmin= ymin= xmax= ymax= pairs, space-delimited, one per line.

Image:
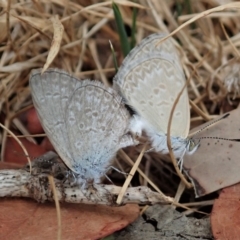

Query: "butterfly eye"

xmin=187 ymin=140 xmax=198 ymax=152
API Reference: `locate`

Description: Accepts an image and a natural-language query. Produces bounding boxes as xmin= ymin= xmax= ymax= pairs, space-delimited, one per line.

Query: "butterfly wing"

xmin=30 ymin=69 xmax=80 ymax=171
xmin=183 ymin=105 xmax=240 ymax=197
xmin=64 ymin=80 xmax=136 ymax=181
xmin=114 ymin=33 xmax=189 ymax=138
xmin=30 ymin=69 xmax=135 ymax=181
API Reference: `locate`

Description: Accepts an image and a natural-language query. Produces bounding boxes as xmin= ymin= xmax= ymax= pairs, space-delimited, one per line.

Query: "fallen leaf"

xmin=0 ymin=163 xmax=139 ymax=239
xmin=26 ymin=107 xmax=44 ymax=134
xmin=183 ymin=105 xmax=240 ymax=197
xmin=41 ymin=137 xmax=55 ymax=152
xmin=211 ymin=183 xmax=240 ymax=239
xmin=0 ymin=199 xmax=139 ymax=240
xmin=4 ymin=137 xmax=46 ymax=164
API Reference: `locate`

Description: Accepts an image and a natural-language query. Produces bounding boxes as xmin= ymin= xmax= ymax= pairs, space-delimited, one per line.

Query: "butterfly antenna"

xmin=194 ymin=136 xmax=240 ymax=142
xmin=188 ymin=113 xmax=230 ymax=138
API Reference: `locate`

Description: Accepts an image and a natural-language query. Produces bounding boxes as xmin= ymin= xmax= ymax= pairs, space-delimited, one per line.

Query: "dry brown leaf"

xmin=41 ymin=137 xmax=55 ymax=152
xmin=42 ymin=15 xmax=64 ymax=74
xmin=0 ymin=192 xmax=139 ymax=240
xmin=183 ymin=104 xmax=240 ymax=197
xmin=26 ymin=107 xmax=44 ymax=134
xmin=4 ymin=136 xmax=47 ymax=164
xmin=211 ymin=183 xmax=240 ymax=239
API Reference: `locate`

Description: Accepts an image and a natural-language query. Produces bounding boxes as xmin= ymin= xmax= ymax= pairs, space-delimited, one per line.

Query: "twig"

xmin=0 ymin=165 xmax=172 ymax=206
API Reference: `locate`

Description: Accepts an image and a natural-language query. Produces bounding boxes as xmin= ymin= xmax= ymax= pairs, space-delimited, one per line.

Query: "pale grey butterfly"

xmin=29 ymin=68 xmax=137 ymax=189
xmin=113 ymin=33 xmax=196 ymax=164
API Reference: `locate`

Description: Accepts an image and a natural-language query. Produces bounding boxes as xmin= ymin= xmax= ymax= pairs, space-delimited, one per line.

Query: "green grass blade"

xmin=112 ymin=1 xmax=131 ymax=57
xmin=130 ymin=4 xmax=137 ymax=49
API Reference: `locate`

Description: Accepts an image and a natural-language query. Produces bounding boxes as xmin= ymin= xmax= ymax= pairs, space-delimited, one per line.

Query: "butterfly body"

xmin=30 ymin=68 xmax=136 ymax=186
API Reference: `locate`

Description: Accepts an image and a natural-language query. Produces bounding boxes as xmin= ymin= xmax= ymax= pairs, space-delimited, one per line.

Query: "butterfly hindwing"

xmin=65 ymin=80 xmax=136 ymax=179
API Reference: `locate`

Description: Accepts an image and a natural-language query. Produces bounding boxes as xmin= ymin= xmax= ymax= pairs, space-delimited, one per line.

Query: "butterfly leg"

xmin=177 ymin=148 xmax=187 ymax=172
xmin=78 ymin=179 xmax=112 ymax=203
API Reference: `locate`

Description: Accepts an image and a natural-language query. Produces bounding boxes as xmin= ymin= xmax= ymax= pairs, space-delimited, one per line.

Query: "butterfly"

xmin=29 ymin=68 xmax=137 ymax=189
xmin=113 ymin=33 xmax=196 ymax=163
